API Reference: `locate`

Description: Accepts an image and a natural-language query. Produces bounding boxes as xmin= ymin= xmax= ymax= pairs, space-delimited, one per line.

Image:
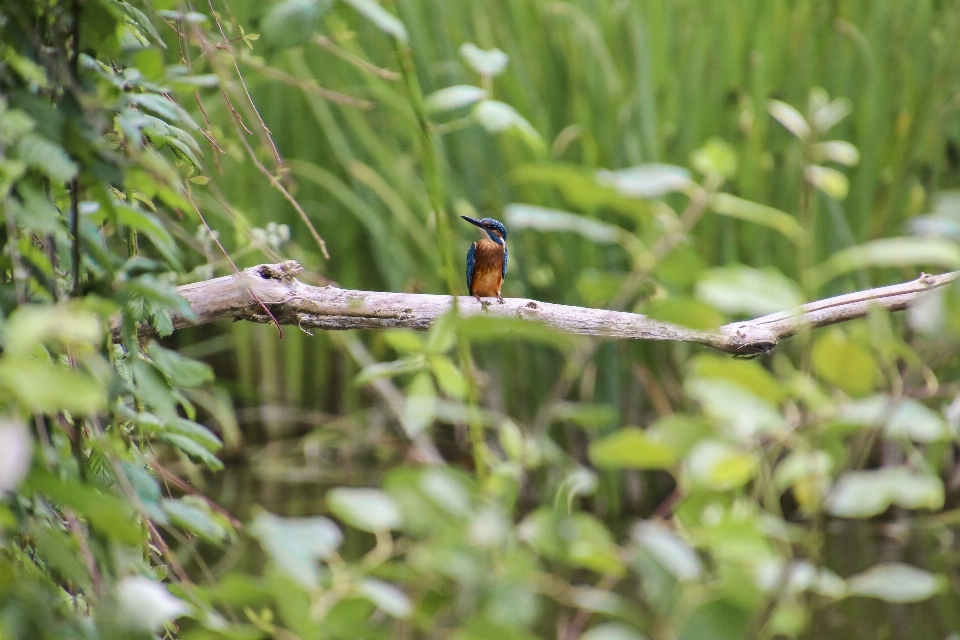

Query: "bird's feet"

xmin=497 ymin=293 xmax=505 ymax=304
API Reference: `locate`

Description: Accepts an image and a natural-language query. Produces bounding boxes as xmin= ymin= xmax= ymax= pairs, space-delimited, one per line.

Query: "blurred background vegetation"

xmin=4 ymin=0 xmax=960 ymax=639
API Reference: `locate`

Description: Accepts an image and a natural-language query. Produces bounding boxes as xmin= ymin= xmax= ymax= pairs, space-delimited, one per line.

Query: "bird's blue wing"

xmin=466 ymin=242 xmax=477 ymax=294
xmin=502 ymin=244 xmax=508 ymax=280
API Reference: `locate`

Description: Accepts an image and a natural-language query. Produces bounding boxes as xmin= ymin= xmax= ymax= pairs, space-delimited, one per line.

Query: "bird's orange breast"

xmin=471 ymin=239 xmax=504 ymax=297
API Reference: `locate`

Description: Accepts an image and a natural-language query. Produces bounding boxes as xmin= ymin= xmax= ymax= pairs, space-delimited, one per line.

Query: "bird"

xmin=461 ymin=215 xmax=508 ymax=303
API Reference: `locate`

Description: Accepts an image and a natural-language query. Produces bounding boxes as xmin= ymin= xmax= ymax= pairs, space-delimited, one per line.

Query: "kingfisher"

xmin=462 ymin=215 xmax=507 ymax=303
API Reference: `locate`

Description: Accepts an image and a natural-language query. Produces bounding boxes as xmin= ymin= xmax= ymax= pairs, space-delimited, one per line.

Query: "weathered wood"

xmin=166 ymin=260 xmax=958 ymax=356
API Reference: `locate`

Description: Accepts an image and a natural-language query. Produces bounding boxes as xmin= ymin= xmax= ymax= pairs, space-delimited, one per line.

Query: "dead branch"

xmin=161 ymin=260 xmax=957 ymax=357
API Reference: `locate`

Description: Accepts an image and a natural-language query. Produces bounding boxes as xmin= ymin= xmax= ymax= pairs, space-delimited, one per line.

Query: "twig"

xmin=313 ymin=35 xmax=402 ymax=81
xmin=121 ymin=261 xmax=957 ymax=357
xmin=238 ymin=56 xmax=375 ymax=109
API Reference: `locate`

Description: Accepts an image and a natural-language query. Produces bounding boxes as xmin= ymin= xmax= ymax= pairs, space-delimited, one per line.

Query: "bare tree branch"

xmin=161 ymin=261 xmax=957 ymax=357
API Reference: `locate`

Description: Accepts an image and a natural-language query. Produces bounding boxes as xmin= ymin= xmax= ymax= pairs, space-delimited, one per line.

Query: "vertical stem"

xmin=70 ymin=0 xmax=82 ymax=297
xmin=71 ymin=177 xmax=81 ymax=297
xmin=797 ymin=142 xmax=818 ymax=372
xmin=127 ymin=190 xmax=139 ymax=257
xmin=394 ymin=43 xmax=459 ymax=295
xmin=395 ymin=39 xmax=490 ymax=481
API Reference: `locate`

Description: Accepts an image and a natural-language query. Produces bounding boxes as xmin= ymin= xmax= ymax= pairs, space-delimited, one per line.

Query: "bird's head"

xmin=461 ymin=216 xmax=507 ymax=245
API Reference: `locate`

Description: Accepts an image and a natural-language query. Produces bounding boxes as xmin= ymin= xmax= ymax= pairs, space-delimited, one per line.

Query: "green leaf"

xmin=588 ymin=427 xmax=676 ymax=469
xmin=27 ymin=469 xmax=141 ymax=544
xmin=262 ymin=0 xmax=332 ymax=48
xmin=163 ymin=497 xmax=228 ymax=543
xmin=518 ymin=509 xmax=623 ymax=576
xmin=141 ymin=115 xmax=203 ymax=169
xmin=340 ymin=0 xmax=408 ymax=42
xmin=805 ymin=165 xmax=849 ymax=200
xmin=768 ymin=100 xmax=810 ymax=140
xmin=112 ymin=0 xmax=166 ymax=47
xmin=356 ymin=578 xmax=412 ymax=618
xmin=425 ymin=85 xmax=488 ymax=114
xmin=17 ymin=133 xmax=78 ymax=182
xmin=3 ymin=304 xmax=102 ymax=356
xmin=810 ymin=96 xmax=852 ymax=132
xmin=504 ymin=203 xmax=642 ymax=252
xmin=643 ymin=296 xmax=724 ymax=331
xmin=510 ymin=164 xmax=649 ymax=217
xmin=576 ymin=270 xmax=625 ymax=307
xmin=132 ymin=358 xmax=178 ymax=418
xmin=596 ymin=164 xmax=692 ymax=199
xmin=632 ymin=520 xmax=702 ymax=580
xmin=813 ymin=140 xmax=860 ymax=166
xmin=382 ymin=329 xmax=424 ymax=353
xmin=686 ymin=441 xmax=759 ymax=490
xmin=755 ymin=559 xmax=846 ymax=598
xmin=354 ymin=355 xmax=426 ymax=386
xmin=327 ymin=487 xmax=402 ymax=532
xmin=1 ymin=47 xmax=50 ymax=88
xmin=9 ymin=183 xmax=61 ymax=233
xmin=580 ymin=624 xmax=646 ymax=640
xmin=847 ymin=564 xmax=942 ymax=603
xmin=0 ymin=359 xmax=106 ymax=414
xmin=459 ymin=43 xmax=509 ymax=77
xmin=429 ymin=356 xmax=467 ymax=399
xmin=813 ymin=237 xmax=960 ymax=286
xmin=709 ymin=193 xmax=805 ymax=244
xmin=124 ymin=94 xmax=195 ymax=129
xmin=456 ymin=314 xmax=574 ymax=350
xmin=148 ymin=340 xmax=214 ymax=388
xmin=827 ymin=468 xmax=944 ymax=518
xmin=452 ymin=619 xmax=540 ymax=640
xmin=811 ymin=330 xmax=877 ymax=397
xmin=696 ymin=265 xmax=804 ymax=316
xmin=550 ymin=402 xmax=617 ymax=428
xmin=0 ymin=418 xmax=32 ymax=495
xmin=678 ymin=600 xmax=750 ymax=640
xmin=686 ymin=378 xmax=788 ymax=440
xmin=644 ymin=414 xmax=713 ymax=459
xmin=156 ymin=432 xmax=224 ymax=470
xmin=690 ymin=137 xmax=737 ymax=179
xmin=402 ymin=371 xmax=436 ymax=435
xmin=120 ymin=461 xmax=165 ymax=522
xmin=834 ymin=395 xmax=949 ymax=442
xmin=115 ymin=204 xmax=182 ymax=268
xmin=249 ymin=510 xmax=342 ymax=589
xmin=689 ymin=353 xmax=786 ymax=404
xmin=474 ymin=101 xmax=544 ymax=151
xmin=165 ymin=417 xmax=222 ymax=451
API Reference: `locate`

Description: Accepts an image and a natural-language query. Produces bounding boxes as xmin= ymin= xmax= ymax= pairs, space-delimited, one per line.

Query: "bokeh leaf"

xmin=696 ymin=265 xmax=803 ymax=316
xmin=341 ymin=0 xmax=408 ymax=42
xmin=811 ymin=330 xmax=877 ymax=397
xmin=261 ymin=0 xmax=331 ymax=47
xmin=709 ymin=193 xmax=804 ymax=244
xmin=356 ymin=578 xmax=412 ymax=618
xmin=249 ymin=511 xmax=342 ymax=589
xmin=847 ymin=563 xmax=941 ymax=602
xmin=596 ymin=164 xmax=692 ymax=199
xmin=589 ymin=427 xmax=676 ymax=469
xmin=459 ymin=43 xmax=508 ymax=77
xmin=827 ymin=468 xmax=944 ymax=518
xmin=425 ymin=85 xmax=487 ymax=114
xmin=813 ymin=237 xmax=960 ymax=286
xmin=768 ymin=100 xmax=810 ymax=140
xmin=805 ymin=165 xmax=849 ymax=200
xmin=327 ymin=488 xmax=402 ymax=532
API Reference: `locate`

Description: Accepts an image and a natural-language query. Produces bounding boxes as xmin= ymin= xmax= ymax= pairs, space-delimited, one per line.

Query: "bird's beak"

xmin=461 ymin=215 xmax=485 ymax=229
